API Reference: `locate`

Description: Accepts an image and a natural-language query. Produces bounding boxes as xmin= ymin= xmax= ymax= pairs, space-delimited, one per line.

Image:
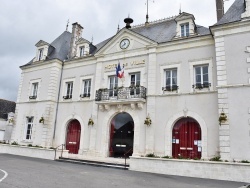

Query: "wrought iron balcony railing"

xmin=95 ymin=86 xmax=147 ymax=101
xmin=192 ymin=83 xmax=211 ymax=90
xmin=162 ymin=85 xmax=179 ymax=92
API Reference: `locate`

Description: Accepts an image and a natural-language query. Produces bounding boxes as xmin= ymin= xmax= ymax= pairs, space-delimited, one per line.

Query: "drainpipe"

xmin=53 ymin=60 xmax=64 ymax=141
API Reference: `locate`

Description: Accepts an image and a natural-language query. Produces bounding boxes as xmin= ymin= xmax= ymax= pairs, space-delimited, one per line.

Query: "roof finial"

xmin=117 ymin=24 xmax=120 ymax=33
xmin=145 ymin=0 xmax=155 ymax=26
xmin=91 ymin=36 xmax=94 ymax=43
xmin=179 ymin=4 xmax=182 ymax=14
xmin=66 ymin=19 xmax=69 ymax=31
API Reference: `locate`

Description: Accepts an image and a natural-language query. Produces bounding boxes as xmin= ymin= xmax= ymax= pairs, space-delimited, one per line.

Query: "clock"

xmin=120 ymin=39 xmax=130 ymax=49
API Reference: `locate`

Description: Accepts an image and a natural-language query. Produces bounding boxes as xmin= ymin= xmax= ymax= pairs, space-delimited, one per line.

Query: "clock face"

xmin=120 ymin=39 xmax=130 ymax=49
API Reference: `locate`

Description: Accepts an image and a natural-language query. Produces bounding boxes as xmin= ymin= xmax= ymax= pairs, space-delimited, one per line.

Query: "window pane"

xmin=203 ymin=74 xmax=209 ymax=83
xmin=181 ymin=25 xmax=184 ymax=36
xmin=195 ymin=67 xmax=201 ymax=74
xmin=186 ymin=24 xmax=189 ymax=36
xmin=196 ymin=75 xmax=201 ymax=83
xmin=203 ymin=66 xmax=208 ymax=74
xmin=131 ymin=75 xmax=135 ymax=85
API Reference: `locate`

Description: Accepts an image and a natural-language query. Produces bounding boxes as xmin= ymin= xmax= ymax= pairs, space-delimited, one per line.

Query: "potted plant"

xmin=219 ymin=110 xmax=227 ymax=125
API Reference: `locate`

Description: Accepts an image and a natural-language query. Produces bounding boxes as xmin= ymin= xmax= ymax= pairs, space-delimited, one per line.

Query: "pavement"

xmin=0 ymin=154 xmax=248 ymax=188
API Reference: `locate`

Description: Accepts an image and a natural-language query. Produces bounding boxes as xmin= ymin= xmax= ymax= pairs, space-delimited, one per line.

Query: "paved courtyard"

xmin=0 ymin=154 xmax=248 ymax=188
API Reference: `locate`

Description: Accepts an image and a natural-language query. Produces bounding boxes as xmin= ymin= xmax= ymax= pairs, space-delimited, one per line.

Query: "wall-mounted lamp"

xmin=88 ymin=115 xmax=94 ymax=126
xmin=144 ymin=114 xmax=152 ymax=126
xmin=219 ymin=108 xmax=227 ymax=125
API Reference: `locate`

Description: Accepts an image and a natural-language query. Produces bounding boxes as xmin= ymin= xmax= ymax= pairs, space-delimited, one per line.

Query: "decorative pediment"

xmin=175 ymin=12 xmax=195 ymax=22
xmin=95 ymin=28 xmax=157 ymax=56
xmin=35 ymin=40 xmax=50 ymax=47
xmin=76 ymin=38 xmax=91 ymax=45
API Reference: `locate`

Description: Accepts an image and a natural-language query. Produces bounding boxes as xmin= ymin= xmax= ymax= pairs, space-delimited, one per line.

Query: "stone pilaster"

xmin=215 ymin=36 xmax=231 ymax=160
xmin=145 ymin=47 xmax=157 ymax=154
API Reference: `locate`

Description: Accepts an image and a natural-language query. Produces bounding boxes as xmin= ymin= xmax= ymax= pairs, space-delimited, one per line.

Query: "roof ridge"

xmin=132 ymin=15 xmax=178 ymax=28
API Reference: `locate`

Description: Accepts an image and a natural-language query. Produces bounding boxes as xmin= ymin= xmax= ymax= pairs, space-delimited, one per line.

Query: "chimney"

xmin=69 ymin=22 xmax=83 ymax=59
xmin=216 ymin=0 xmax=224 ymax=21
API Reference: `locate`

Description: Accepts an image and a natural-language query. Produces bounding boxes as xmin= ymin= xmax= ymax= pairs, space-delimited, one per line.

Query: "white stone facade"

xmin=11 ymin=0 xmax=250 ymax=162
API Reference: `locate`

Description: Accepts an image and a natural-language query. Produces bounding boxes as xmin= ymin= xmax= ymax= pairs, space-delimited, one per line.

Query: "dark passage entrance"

xmin=109 ymin=113 xmax=134 ymax=157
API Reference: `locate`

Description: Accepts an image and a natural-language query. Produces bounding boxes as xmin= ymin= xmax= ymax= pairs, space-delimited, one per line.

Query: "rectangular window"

xmin=25 ymin=117 xmax=34 ymax=140
xmin=130 ymin=72 xmax=141 ymax=95
xmin=63 ymin=82 xmax=73 ymax=99
xmin=181 ymin=23 xmax=189 ymax=37
xmin=164 ymin=69 xmax=178 ymax=91
xmin=29 ymin=82 xmax=38 ymax=99
xmin=80 ymin=46 xmax=85 ymax=57
xmin=81 ymin=79 xmax=91 ymax=97
xmin=130 ymin=72 xmax=140 ymax=86
xmin=109 ymin=76 xmax=118 ymax=97
xmin=194 ymin=65 xmax=210 ymax=89
xmin=38 ymin=49 xmax=43 ymax=61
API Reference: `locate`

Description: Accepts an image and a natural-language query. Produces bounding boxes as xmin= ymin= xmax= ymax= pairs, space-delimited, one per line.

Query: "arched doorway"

xmin=172 ymin=117 xmax=201 ymax=159
xmin=65 ymin=119 xmax=81 ymax=154
xmin=109 ymin=112 xmax=134 ymax=157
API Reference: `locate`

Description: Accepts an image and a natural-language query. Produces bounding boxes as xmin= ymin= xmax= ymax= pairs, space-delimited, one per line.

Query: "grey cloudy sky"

xmin=0 ymin=0 xmax=234 ymax=102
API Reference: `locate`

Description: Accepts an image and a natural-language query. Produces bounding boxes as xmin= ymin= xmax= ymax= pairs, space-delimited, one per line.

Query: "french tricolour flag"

xmin=116 ymin=61 xmax=124 ymax=78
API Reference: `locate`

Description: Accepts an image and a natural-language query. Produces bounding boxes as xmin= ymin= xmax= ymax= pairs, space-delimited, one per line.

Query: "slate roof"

xmin=0 ymin=99 xmax=16 ymax=120
xmin=25 ymin=4 xmax=247 ymax=68
xmin=21 ymin=31 xmax=72 ymax=67
xmin=214 ymin=0 xmax=245 ymax=26
xmin=131 ymin=18 xmax=210 ymax=44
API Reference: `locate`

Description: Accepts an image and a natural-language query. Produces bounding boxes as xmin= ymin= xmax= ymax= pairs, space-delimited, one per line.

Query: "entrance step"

xmin=56 ymin=157 xmax=129 ymax=170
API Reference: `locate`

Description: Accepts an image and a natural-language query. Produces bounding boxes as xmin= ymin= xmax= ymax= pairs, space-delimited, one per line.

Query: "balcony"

xmin=95 ymin=86 xmax=147 ymax=102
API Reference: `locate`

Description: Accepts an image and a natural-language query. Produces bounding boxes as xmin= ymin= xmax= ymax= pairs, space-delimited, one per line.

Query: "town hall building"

xmin=10 ymin=0 xmax=250 ymax=162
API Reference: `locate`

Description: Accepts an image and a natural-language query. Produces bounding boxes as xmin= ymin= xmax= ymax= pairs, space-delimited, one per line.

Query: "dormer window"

xmin=175 ymin=12 xmax=196 ymax=38
xmin=181 ymin=23 xmax=189 ymax=37
xmin=80 ymin=46 xmax=85 ymax=57
xmin=38 ymin=49 xmax=44 ymax=61
xmin=35 ymin=40 xmax=53 ymax=62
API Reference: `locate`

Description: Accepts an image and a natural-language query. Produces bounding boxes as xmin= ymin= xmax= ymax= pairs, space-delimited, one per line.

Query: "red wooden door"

xmin=66 ymin=120 xmax=81 ymax=154
xmin=172 ymin=118 xmax=201 ymax=159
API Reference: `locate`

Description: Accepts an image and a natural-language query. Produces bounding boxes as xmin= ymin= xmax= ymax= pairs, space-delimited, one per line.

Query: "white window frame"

xmin=181 ymin=23 xmax=189 ymax=37
xmin=164 ymin=68 xmax=178 ymax=91
xmin=38 ymin=48 xmax=44 ymax=61
xmin=160 ymin=63 xmax=180 ymax=94
xmin=24 ymin=116 xmax=34 ymax=141
xmin=108 ymin=75 xmax=118 ymax=97
xmin=29 ymin=79 xmax=41 ymax=101
xmin=130 ymin=72 xmax=141 ymax=87
xmin=62 ymin=78 xmax=75 ymax=100
xmin=80 ymin=46 xmax=85 ymax=57
xmin=31 ymin=82 xmax=38 ymax=97
xmin=81 ymin=79 xmax=91 ymax=97
xmin=189 ymin=59 xmax=213 ymax=92
xmin=79 ymin=75 xmax=93 ymax=100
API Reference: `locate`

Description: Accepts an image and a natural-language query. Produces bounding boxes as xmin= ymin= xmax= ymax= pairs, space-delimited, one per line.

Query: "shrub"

xmin=145 ymin=153 xmax=159 ymax=158
xmin=209 ymin=156 xmax=222 ymax=162
xmin=240 ymin=160 xmax=250 ymax=163
xmin=162 ymin=155 xmax=171 ymax=159
xmin=28 ymin=144 xmax=33 ymax=147
xmin=11 ymin=141 xmax=19 ymax=145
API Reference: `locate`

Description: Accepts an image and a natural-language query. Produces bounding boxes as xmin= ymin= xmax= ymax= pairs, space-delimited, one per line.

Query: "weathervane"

xmin=145 ymin=0 xmax=155 ymax=26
